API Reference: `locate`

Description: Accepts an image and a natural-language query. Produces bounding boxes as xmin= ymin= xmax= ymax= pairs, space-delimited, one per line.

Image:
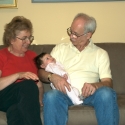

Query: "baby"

xmin=34 ymin=52 xmax=83 ymax=105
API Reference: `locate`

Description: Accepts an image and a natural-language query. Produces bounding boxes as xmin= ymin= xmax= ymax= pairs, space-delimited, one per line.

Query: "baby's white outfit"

xmin=45 ymin=62 xmax=83 ymax=105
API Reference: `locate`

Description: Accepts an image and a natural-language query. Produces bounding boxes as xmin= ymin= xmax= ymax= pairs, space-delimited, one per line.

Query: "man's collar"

xmin=69 ymin=39 xmax=93 ymax=52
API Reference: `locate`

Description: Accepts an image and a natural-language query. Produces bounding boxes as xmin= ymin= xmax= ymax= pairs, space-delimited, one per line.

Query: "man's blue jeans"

xmin=43 ymin=87 xmax=119 ymax=125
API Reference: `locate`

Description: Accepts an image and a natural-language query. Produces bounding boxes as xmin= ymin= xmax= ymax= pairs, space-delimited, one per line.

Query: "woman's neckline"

xmin=8 ymin=47 xmax=25 ymax=57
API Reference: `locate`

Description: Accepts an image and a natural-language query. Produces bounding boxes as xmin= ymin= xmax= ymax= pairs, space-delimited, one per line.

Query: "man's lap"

xmin=43 ymin=87 xmax=116 ymax=107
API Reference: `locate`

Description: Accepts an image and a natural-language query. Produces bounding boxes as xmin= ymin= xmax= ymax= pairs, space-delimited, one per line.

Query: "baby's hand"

xmin=63 ymin=74 xmax=68 ymax=80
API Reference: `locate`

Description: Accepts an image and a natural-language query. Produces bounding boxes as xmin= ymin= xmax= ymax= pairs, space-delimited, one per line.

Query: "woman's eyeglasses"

xmin=16 ymin=36 xmax=34 ymax=43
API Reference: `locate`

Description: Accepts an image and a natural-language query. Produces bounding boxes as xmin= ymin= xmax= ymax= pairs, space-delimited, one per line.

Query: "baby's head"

xmin=34 ymin=52 xmax=56 ymax=69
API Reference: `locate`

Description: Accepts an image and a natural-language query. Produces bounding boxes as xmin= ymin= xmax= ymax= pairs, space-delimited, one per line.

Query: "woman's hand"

xmin=18 ymin=72 xmax=39 ymax=81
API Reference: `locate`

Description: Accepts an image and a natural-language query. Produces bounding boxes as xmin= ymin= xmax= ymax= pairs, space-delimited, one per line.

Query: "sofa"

xmin=0 ymin=43 xmax=125 ymax=125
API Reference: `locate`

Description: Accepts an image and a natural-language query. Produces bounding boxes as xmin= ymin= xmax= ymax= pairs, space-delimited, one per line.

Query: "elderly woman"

xmin=0 ymin=16 xmax=43 ymax=125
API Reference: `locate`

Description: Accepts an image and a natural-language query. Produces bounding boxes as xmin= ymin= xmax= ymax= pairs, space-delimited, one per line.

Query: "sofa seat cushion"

xmin=117 ymin=94 xmax=125 ymax=125
xmin=0 ymin=94 xmax=125 ymax=125
xmin=67 ymin=94 xmax=125 ymax=125
xmin=68 ymin=105 xmax=97 ymax=125
xmin=0 ymin=111 xmax=7 ymax=125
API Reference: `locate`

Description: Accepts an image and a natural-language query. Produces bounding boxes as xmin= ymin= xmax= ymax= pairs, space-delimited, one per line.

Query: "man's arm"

xmin=81 ymin=50 xmax=113 ymax=97
xmin=38 ymin=69 xmax=51 ymax=83
xmin=94 ymin=78 xmax=113 ymax=89
xmin=81 ymin=78 xmax=112 ymax=98
xmin=38 ymin=69 xmax=71 ymax=93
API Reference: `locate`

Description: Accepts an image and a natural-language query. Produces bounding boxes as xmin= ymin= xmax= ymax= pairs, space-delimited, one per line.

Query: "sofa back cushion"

xmin=95 ymin=43 xmax=125 ymax=94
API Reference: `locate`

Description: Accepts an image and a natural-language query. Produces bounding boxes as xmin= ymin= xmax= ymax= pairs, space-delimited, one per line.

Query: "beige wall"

xmin=0 ymin=0 xmax=125 ymax=45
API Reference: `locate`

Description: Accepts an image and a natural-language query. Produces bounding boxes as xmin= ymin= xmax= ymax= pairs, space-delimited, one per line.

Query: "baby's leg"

xmin=50 ymin=83 xmax=83 ymax=105
xmin=65 ymin=86 xmax=83 ymax=105
xmin=50 ymin=83 xmax=56 ymax=89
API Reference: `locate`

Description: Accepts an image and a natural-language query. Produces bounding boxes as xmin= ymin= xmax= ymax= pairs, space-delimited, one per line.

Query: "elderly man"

xmin=38 ymin=13 xmax=119 ymax=125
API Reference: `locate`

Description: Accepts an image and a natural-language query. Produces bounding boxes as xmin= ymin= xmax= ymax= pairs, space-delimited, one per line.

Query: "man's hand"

xmin=81 ymin=83 xmax=97 ymax=97
xmin=51 ymin=74 xmax=71 ymax=93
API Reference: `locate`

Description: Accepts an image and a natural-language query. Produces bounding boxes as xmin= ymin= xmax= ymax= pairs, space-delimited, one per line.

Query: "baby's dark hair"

xmin=34 ymin=52 xmax=47 ymax=69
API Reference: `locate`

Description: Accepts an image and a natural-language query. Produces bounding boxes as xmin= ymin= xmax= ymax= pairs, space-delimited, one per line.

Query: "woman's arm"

xmin=0 ymin=70 xmax=39 ymax=90
xmin=0 ymin=70 xmax=20 ymax=90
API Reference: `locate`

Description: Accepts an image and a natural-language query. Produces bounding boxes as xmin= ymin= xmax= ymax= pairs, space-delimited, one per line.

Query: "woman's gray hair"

xmin=73 ymin=13 xmax=97 ymax=34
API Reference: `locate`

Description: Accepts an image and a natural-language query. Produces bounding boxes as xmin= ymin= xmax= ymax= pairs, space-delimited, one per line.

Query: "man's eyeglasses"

xmin=67 ymin=27 xmax=86 ymax=39
xmin=16 ymin=36 xmax=34 ymax=43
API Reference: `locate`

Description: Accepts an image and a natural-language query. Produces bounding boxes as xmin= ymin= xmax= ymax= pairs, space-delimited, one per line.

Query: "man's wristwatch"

xmin=48 ymin=73 xmax=53 ymax=82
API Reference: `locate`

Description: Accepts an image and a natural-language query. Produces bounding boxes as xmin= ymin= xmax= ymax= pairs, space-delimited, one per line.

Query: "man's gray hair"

xmin=73 ymin=13 xmax=97 ymax=34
